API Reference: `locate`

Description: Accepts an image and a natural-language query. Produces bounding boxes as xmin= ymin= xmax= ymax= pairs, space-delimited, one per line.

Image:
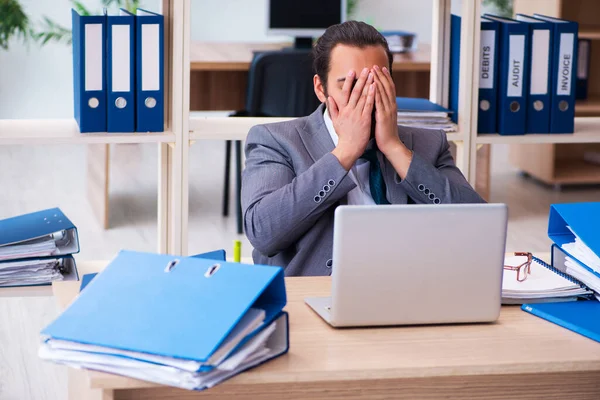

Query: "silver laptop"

xmin=305 ymin=203 xmax=508 ymax=327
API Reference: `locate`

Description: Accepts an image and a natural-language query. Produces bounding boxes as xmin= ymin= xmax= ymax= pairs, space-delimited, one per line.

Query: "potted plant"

xmin=0 ymin=0 xmax=31 ymax=50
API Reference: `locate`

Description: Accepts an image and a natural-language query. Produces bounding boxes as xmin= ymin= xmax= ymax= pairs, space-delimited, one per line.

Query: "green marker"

xmin=234 ymin=240 xmax=241 ymax=262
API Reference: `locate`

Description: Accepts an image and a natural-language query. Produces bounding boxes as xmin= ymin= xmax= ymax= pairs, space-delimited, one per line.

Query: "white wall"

xmin=1 ymin=0 xmax=493 ymax=119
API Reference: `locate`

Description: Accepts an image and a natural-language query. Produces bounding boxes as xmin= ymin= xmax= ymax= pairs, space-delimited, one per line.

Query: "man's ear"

xmin=313 ymin=74 xmax=327 ymax=103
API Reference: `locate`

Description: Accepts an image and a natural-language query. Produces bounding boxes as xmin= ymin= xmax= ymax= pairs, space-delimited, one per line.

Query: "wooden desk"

xmin=189 ymin=41 xmax=431 ymax=111
xmin=53 ymin=259 xmax=600 ymax=400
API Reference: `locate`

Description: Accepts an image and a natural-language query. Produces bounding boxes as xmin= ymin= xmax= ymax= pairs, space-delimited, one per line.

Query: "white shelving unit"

xmin=0 ymin=119 xmax=174 ymax=145
xmin=0 ymin=0 xmax=188 ymax=255
xmin=10 ymin=0 xmax=596 ymax=256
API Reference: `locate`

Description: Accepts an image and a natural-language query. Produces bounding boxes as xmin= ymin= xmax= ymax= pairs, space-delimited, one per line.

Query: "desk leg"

xmin=68 ymin=368 xmax=114 ymax=400
xmin=87 ymin=144 xmax=110 ymax=230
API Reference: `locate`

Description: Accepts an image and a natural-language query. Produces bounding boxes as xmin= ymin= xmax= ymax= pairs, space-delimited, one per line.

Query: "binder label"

xmin=557 ymin=33 xmax=575 ymax=96
xmin=530 ymin=30 xmax=550 ymax=95
xmin=141 ymin=24 xmax=160 ymax=91
xmin=84 ymin=24 xmax=103 ymax=91
xmin=507 ymin=35 xmax=525 ymax=97
xmin=479 ymin=31 xmax=495 ymax=89
xmin=112 ymin=25 xmax=130 ymax=92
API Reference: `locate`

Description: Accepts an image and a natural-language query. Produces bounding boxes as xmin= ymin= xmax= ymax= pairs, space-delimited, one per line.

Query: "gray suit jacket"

xmin=242 ymin=104 xmax=485 ymax=276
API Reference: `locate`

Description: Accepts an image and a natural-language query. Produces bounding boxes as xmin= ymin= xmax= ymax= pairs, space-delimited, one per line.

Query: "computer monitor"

xmin=267 ymin=0 xmax=347 ymax=49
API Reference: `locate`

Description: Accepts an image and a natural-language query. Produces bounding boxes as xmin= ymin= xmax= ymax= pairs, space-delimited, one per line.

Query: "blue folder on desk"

xmin=522 ymin=301 xmax=600 ymax=344
xmin=41 ymin=250 xmax=289 ymax=391
xmin=0 ymin=208 xmax=80 ymax=261
xmin=79 ymin=249 xmax=228 ymax=291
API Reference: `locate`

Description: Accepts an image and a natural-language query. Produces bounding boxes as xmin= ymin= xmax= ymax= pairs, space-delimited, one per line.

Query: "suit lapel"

xmin=298 ymin=103 xmax=335 ymax=163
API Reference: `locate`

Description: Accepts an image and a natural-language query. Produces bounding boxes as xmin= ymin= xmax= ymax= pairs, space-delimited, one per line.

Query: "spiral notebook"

xmin=502 ymin=254 xmax=592 ymax=304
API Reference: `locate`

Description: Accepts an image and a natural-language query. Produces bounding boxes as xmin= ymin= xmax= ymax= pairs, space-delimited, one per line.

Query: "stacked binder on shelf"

xmin=39 ymin=250 xmax=289 ymax=391
xmin=0 ymin=208 xmax=80 ymax=288
xmin=72 ymin=8 xmax=164 ymax=133
xmin=395 ymin=97 xmax=457 ymax=132
xmin=449 ymin=13 xmax=578 ymax=135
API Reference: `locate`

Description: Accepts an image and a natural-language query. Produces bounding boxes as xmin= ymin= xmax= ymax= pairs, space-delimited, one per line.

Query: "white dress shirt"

xmin=323 ymin=108 xmax=375 ymax=205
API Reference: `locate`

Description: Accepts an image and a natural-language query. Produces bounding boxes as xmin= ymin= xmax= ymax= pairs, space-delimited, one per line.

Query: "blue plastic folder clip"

xmin=522 ymin=301 xmax=600 ymax=344
xmin=0 ymin=208 xmax=80 ymax=260
xmin=43 ymin=250 xmax=288 ymax=386
xmin=107 ymin=9 xmax=136 ymax=132
xmin=72 ymin=9 xmax=107 ymax=133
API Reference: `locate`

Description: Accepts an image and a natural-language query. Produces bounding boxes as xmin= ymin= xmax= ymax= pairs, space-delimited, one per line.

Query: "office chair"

xmin=224 ymin=50 xmax=321 ymax=234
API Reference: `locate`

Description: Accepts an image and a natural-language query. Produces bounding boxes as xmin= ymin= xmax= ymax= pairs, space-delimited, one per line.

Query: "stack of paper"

xmin=502 ymin=254 xmax=591 ymax=304
xmin=562 ymin=226 xmax=600 ymax=294
xmin=0 ymin=208 xmax=80 ymax=288
xmin=0 ymin=258 xmax=67 ymax=287
xmin=396 ymin=97 xmax=457 ymax=132
xmin=39 ymin=250 xmax=289 ymax=391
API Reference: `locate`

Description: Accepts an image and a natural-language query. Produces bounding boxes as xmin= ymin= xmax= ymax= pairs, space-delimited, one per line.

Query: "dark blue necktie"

xmin=360 ymin=147 xmax=390 ymax=205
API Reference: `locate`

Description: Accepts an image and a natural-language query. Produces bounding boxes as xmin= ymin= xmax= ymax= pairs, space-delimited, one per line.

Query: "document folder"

xmin=72 ymin=9 xmax=107 ymax=133
xmin=0 ymin=255 xmax=79 ymax=288
xmin=478 ymin=18 xmax=500 ymax=133
xmin=522 ymin=300 xmax=600 ymax=344
xmin=533 ymin=14 xmax=578 ymax=133
xmin=483 ymin=15 xmax=529 ymax=135
xmin=107 ymin=9 xmax=135 ymax=132
xmin=0 ymin=208 xmax=80 ymax=261
xmin=135 ymin=9 xmax=164 ymax=132
xmin=515 ymin=14 xmax=553 ymax=134
xmin=40 ymin=250 xmax=289 ymax=390
xmin=79 ymin=249 xmax=228 ymax=291
xmin=576 ymin=39 xmax=591 ymax=100
xmin=548 ymin=202 xmax=600 ymax=253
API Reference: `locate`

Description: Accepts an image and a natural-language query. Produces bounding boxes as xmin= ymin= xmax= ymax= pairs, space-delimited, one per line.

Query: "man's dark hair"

xmin=312 ymin=20 xmax=393 ymax=92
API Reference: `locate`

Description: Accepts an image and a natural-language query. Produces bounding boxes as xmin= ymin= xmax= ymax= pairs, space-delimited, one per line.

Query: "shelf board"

xmin=553 ymin=160 xmax=600 ymax=184
xmin=579 ymin=26 xmax=600 ymax=40
xmin=476 ymin=117 xmax=600 ymax=144
xmin=190 ymin=116 xmax=464 ymax=142
xmin=0 ymin=119 xmax=175 ymax=145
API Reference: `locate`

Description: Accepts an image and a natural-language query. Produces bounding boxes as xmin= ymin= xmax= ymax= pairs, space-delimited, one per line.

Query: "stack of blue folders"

xmin=39 ymin=250 xmax=289 ymax=391
xmin=0 ymin=208 xmax=80 ymax=288
xmin=72 ymin=7 xmax=164 ymax=133
xmin=547 ymin=202 xmax=600 ymax=297
xmin=395 ymin=97 xmax=457 ymax=132
xmin=450 ymin=13 xmax=578 ymax=134
xmin=521 ymin=202 xmax=600 ymax=344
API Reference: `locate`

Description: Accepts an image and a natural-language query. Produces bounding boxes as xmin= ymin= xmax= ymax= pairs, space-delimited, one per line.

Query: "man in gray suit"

xmin=242 ymin=21 xmax=485 ymax=276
